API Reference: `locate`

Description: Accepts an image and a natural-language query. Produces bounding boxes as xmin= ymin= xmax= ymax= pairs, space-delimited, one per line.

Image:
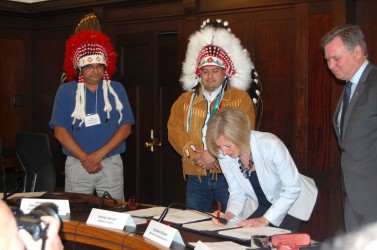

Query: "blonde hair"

xmin=206 ymin=107 xmax=251 ymax=157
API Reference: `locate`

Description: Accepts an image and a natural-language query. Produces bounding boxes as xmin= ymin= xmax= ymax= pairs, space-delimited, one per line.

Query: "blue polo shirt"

xmin=49 ymin=80 xmax=135 ymax=157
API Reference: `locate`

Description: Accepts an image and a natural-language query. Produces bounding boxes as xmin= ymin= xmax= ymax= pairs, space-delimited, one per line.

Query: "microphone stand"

xmin=98 ymin=191 xmax=118 ymax=209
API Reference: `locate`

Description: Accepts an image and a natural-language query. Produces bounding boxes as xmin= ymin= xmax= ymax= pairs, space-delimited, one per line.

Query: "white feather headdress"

xmin=180 ymin=19 xmax=254 ymax=91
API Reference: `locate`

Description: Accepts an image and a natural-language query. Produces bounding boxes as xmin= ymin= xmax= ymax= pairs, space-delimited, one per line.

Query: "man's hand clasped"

xmin=80 ymin=152 xmax=105 ymax=174
xmin=193 ymin=150 xmax=220 ymax=171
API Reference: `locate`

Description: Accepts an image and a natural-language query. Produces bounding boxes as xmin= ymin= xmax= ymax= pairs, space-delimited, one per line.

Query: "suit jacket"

xmin=333 ymin=62 xmax=377 ymax=214
xmin=218 ymin=131 xmax=318 ymax=227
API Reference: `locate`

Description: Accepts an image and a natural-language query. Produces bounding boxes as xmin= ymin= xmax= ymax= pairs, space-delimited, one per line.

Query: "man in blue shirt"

xmin=50 ymin=30 xmax=134 ymax=200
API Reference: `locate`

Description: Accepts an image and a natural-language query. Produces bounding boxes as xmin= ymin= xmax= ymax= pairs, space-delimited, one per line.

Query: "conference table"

xmin=7 ymin=192 xmax=243 ymax=249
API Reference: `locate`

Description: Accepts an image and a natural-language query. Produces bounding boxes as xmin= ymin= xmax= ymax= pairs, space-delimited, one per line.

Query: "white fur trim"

xmin=71 ymin=82 xmax=86 ymax=127
xmin=105 ymin=80 xmax=124 ymax=124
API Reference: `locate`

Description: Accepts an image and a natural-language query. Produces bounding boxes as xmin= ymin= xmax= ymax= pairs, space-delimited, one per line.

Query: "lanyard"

xmin=84 ymin=84 xmax=98 ymax=114
xmin=206 ymin=82 xmax=225 ymax=125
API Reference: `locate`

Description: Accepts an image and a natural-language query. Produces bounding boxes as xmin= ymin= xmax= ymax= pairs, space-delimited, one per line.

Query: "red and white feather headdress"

xmin=64 ymin=30 xmax=116 ymax=82
xmin=64 ymin=29 xmax=123 ymax=127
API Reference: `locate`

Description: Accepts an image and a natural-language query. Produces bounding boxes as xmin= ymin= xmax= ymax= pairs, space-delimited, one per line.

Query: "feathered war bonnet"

xmin=181 ymin=19 xmax=260 ymax=132
xmin=64 ymin=14 xmax=123 ymax=127
xmin=180 ymin=19 xmax=254 ymax=92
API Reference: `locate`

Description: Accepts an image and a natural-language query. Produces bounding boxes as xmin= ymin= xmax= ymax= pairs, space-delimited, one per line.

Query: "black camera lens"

xmin=13 ymin=202 xmax=62 ymax=241
xmin=29 ymin=203 xmax=61 ymax=222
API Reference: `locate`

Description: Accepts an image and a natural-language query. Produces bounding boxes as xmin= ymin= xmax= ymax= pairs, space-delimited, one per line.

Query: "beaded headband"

xmin=78 ymin=54 xmax=106 ymax=67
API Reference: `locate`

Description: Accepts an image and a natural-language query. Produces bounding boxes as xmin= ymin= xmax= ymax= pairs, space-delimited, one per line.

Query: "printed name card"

xmin=20 ymin=198 xmax=70 ymax=216
xmin=86 ymin=208 xmax=135 ymax=230
xmin=143 ymin=220 xmax=184 ymax=248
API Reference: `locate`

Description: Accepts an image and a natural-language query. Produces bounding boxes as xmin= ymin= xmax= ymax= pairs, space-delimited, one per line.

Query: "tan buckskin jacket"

xmin=168 ymin=86 xmax=255 ymax=179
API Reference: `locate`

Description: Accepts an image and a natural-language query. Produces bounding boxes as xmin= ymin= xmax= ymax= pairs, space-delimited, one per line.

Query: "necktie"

xmin=340 ymin=81 xmax=353 ymax=137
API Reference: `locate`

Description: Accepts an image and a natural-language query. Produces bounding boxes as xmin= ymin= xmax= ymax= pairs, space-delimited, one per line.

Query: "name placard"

xmin=20 ymin=198 xmax=70 ymax=216
xmin=86 ymin=208 xmax=135 ymax=230
xmin=143 ymin=220 xmax=184 ymax=247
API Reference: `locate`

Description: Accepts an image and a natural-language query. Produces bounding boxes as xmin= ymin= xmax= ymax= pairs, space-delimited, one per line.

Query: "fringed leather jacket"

xmin=168 ymin=86 xmax=255 ymax=179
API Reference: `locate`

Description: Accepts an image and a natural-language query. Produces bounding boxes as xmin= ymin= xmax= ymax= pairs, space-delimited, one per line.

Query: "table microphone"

xmin=157 ymin=202 xmax=181 ymax=223
xmin=157 ymin=202 xmax=228 ymax=225
xmin=158 ymin=206 xmax=170 ymax=223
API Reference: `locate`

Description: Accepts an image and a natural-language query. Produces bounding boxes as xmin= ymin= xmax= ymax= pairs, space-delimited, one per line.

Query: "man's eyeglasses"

xmin=82 ymin=64 xmax=105 ymax=71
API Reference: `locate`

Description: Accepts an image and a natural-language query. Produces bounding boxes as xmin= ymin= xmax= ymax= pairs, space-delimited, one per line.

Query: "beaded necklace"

xmin=238 ymin=154 xmax=254 ymax=179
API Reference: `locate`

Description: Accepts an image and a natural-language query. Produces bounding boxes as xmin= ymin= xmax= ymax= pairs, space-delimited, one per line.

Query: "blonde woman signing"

xmin=206 ymin=107 xmax=317 ymax=231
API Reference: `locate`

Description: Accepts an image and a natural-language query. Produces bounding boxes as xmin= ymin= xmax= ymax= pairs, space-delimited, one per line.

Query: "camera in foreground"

xmin=12 ymin=202 xmax=61 ymax=241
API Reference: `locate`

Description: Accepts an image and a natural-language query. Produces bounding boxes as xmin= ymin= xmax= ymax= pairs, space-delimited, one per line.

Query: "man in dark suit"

xmin=320 ymin=25 xmax=377 ymax=232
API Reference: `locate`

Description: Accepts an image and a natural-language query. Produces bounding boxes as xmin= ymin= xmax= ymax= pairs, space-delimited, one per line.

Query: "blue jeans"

xmin=186 ymin=173 xmax=229 ymax=213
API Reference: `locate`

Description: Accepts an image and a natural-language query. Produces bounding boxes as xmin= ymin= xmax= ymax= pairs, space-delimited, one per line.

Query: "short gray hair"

xmin=320 ymin=24 xmax=367 ymax=56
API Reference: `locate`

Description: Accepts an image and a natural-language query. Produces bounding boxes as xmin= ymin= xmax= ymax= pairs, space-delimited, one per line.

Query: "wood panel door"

xmin=115 ymin=31 xmax=185 ymax=206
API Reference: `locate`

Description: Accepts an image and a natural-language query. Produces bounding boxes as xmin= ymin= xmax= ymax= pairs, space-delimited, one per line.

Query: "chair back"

xmin=16 ymin=132 xmax=56 ymax=192
xmin=0 ymin=138 xmax=23 ymax=195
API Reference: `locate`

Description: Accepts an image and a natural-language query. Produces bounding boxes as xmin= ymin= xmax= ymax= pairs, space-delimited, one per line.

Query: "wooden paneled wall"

xmin=1 ymin=0 xmax=377 ymax=241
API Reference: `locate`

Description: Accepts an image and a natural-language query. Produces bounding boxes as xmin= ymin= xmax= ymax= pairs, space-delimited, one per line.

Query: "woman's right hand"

xmin=211 ymin=211 xmax=234 ymax=225
xmin=211 ymin=211 xmax=224 ymax=225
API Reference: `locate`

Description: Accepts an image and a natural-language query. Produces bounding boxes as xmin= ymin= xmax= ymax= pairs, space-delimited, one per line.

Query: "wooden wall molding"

xmin=2 ymin=0 xmax=377 ymax=242
xmin=182 ymin=0 xmax=198 ymax=20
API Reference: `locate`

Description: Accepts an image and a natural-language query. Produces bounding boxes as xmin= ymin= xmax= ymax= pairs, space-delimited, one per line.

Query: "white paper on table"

xmin=182 ymin=220 xmax=239 ymax=231
xmin=190 ymin=240 xmax=249 ymax=250
xmin=123 ymin=206 xmax=181 ymax=218
xmin=130 ymin=216 xmax=148 ymax=225
xmin=152 ymin=209 xmax=211 ymax=224
xmin=218 ymin=226 xmax=290 ymax=241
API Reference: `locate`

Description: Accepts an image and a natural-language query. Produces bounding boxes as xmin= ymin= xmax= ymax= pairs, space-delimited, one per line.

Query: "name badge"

xmin=143 ymin=220 xmax=184 ymax=247
xmin=85 ymin=114 xmax=101 ymax=127
xmin=87 ymin=208 xmax=135 ymax=230
xmin=20 ymin=198 xmax=70 ymax=217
